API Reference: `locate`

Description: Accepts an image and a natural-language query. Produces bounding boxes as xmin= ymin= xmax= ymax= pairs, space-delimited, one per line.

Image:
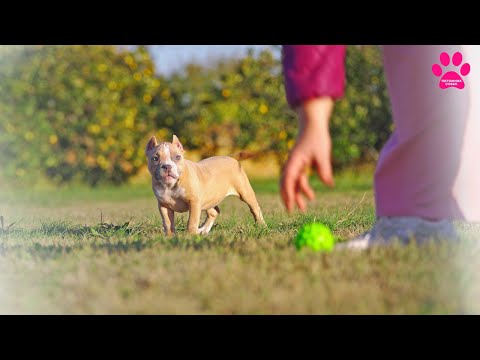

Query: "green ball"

xmin=295 ymin=223 xmax=335 ymax=252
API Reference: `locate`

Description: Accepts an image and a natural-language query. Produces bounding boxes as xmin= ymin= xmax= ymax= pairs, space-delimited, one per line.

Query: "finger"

xmin=280 ymin=166 xmax=297 ymax=213
xmin=280 ymin=153 xmax=306 ymax=213
xmin=313 ymin=132 xmax=335 ymax=187
xmin=315 ymin=159 xmax=335 ymax=187
xmin=280 ymin=181 xmax=292 ymax=213
xmin=317 ymin=161 xmax=335 ymax=187
xmin=295 ymin=190 xmax=307 ymax=212
xmin=298 ymin=173 xmax=315 ymax=201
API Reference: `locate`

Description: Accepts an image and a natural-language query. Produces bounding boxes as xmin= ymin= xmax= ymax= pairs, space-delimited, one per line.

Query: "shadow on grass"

xmin=0 ymin=210 xmax=378 ymax=259
xmin=0 ymin=219 xmax=278 ymax=259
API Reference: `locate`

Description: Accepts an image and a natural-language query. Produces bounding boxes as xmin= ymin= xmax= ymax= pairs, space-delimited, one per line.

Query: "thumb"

xmin=315 ymin=158 xmax=335 ymax=187
xmin=314 ymin=132 xmax=335 ymax=187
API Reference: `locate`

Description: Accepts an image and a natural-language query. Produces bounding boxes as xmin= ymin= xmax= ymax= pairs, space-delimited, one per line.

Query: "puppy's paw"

xmin=198 ymin=226 xmax=211 ymax=235
xmin=198 ymin=221 xmax=217 ymax=234
xmin=256 ymin=220 xmax=268 ymax=228
xmin=187 ymin=227 xmax=200 ymax=235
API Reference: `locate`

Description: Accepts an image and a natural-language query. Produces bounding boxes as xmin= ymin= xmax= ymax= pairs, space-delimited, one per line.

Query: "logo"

xmin=432 ymin=52 xmax=470 ymax=89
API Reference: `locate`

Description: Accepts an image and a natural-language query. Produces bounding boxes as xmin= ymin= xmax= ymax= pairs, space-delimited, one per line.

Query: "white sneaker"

xmin=336 ymin=216 xmax=459 ymax=251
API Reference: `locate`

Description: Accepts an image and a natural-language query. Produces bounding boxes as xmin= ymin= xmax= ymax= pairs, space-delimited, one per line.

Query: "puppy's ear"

xmin=145 ymin=136 xmax=158 ymax=154
xmin=172 ymin=135 xmax=184 ymax=153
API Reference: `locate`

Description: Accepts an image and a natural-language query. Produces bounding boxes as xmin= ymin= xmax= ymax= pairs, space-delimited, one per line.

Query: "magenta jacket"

xmin=281 ymin=45 xmax=480 ymax=222
xmin=282 ymin=45 xmax=347 ymax=108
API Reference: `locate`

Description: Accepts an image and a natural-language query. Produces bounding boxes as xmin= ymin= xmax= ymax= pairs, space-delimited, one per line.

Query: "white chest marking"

xmin=154 ymin=185 xmax=185 ymax=201
xmin=153 ymin=185 xmax=188 ymax=212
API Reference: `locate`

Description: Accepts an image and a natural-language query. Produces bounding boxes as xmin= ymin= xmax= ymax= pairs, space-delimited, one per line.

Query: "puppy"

xmin=145 ymin=135 xmax=266 ymax=235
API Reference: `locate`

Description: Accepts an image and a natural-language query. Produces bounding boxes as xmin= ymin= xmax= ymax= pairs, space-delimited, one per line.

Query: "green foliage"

xmin=149 ymin=50 xmax=297 ymax=164
xmin=0 ymin=45 xmax=392 ymax=186
xmin=331 ymin=45 xmax=392 ymax=167
xmin=0 ymin=45 xmax=159 ymax=185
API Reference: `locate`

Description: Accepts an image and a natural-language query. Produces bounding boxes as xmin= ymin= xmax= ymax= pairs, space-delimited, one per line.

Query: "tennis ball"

xmin=295 ymin=223 xmax=335 ymax=252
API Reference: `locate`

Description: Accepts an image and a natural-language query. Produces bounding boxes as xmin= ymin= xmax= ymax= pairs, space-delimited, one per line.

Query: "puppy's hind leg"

xmin=236 ymin=170 xmax=266 ymax=227
xmin=198 ymin=206 xmax=220 ymax=235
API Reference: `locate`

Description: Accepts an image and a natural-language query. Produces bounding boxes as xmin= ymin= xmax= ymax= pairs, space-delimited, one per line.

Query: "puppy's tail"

xmin=230 ymin=150 xmax=258 ymax=161
xmin=230 ymin=146 xmax=272 ymax=161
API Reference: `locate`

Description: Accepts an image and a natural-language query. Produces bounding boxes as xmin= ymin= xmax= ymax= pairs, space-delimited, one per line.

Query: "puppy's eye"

xmin=175 ymin=155 xmax=181 ymax=161
xmin=152 ymin=156 xmax=159 ymax=162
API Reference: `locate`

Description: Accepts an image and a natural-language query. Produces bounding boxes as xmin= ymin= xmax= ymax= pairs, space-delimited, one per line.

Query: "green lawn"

xmin=0 ymin=172 xmax=478 ymax=314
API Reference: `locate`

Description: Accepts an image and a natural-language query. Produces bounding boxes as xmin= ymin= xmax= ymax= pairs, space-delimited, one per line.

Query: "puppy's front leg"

xmin=158 ymin=204 xmax=175 ymax=235
xmin=187 ymin=200 xmax=202 ymax=234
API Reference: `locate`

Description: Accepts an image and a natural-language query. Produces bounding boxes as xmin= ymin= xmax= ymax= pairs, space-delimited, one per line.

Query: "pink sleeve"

xmin=282 ymin=45 xmax=347 ymax=108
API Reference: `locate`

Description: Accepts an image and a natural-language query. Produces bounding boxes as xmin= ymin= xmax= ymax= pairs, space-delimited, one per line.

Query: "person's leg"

xmin=339 ymin=45 xmax=480 ymax=250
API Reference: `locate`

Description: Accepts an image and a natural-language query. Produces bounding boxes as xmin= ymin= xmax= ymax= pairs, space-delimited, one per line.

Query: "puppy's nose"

xmin=161 ymin=164 xmax=172 ymax=171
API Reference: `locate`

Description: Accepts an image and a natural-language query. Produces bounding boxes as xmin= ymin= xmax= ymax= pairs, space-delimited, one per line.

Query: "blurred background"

xmin=0 ymin=45 xmax=392 ymax=188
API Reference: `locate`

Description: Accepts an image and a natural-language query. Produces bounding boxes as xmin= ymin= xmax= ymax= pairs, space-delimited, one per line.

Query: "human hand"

xmin=280 ymin=97 xmax=335 ymax=213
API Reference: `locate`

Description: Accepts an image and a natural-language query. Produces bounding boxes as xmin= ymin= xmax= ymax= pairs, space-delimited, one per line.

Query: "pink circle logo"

xmin=432 ymin=52 xmax=470 ymax=89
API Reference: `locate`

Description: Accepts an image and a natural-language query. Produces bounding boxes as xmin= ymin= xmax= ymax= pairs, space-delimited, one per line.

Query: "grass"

xmin=0 ymin=172 xmax=479 ymax=314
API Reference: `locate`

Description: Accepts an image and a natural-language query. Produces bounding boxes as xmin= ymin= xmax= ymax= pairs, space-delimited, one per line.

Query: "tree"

xmin=0 ymin=45 xmax=160 ymax=185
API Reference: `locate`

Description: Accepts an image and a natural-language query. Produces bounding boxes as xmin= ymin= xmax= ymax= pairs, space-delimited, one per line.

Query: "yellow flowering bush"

xmin=0 ymin=45 xmax=159 ymax=185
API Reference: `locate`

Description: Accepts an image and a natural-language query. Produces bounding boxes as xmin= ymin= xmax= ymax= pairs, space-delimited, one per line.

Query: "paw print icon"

xmin=432 ymin=52 xmax=470 ymax=89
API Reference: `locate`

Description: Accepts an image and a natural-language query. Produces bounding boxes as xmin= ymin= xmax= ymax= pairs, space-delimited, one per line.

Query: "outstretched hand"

xmin=280 ymin=97 xmax=335 ymax=213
